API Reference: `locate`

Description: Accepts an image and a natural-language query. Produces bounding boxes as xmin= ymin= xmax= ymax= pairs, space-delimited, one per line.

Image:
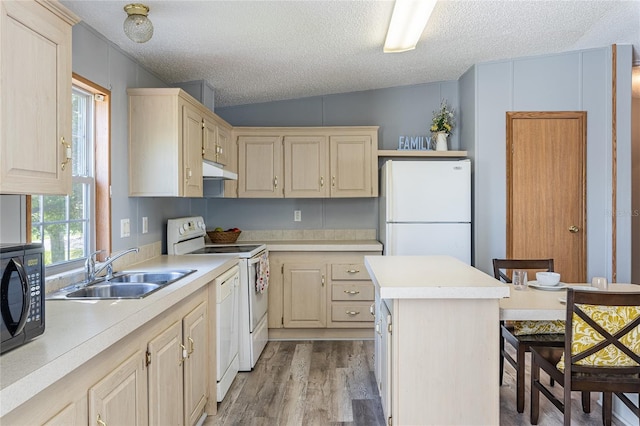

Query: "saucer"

xmin=528 ymin=281 xmax=567 ymax=291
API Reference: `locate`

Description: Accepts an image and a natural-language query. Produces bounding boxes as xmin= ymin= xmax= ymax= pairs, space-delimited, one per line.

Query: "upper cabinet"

xmin=0 ymin=0 xmax=78 ymax=195
xmin=236 ymin=127 xmax=378 ymax=198
xmin=128 ymin=88 xmax=234 ymax=197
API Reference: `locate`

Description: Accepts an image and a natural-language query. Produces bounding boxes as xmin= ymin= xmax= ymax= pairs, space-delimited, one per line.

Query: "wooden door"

xmin=0 ymin=1 xmax=73 ymax=195
xmin=329 ymin=135 xmax=373 ymax=197
xmin=88 ymin=351 xmax=147 ymax=426
xmin=148 ymin=321 xmax=184 ymax=426
xmin=283 ymin=262 xmax=327 ymax=328
xmin=507 ymin=111 xmax=586 ymax=282
xmin=284 ymin=135 xmax=329 ymax=197
xmin=183 ymin=302 xmax=208 ymax=426
xmin=238 ymin=135 xmax=283 ymax=198
xmin=182 ymin=104 xmax=203 ymax=197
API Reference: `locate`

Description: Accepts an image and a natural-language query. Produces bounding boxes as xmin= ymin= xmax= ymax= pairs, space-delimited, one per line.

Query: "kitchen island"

xmin=364 ymin=255 xmax=509 ymax=426
xmin=0 ymin=254 xmax=238 ymax=424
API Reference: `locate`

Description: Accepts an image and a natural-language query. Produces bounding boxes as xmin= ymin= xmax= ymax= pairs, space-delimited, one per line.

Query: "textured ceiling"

xmin=61 ymin=1 xmax=640 ymax=108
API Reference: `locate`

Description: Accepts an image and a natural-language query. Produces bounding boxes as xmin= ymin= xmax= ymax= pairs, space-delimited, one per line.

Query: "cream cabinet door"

xmin=284 ymin=135 xmax=329 ymax=198
xmin=88 ymin=351 xmax=147 ymax=426
xmin=183 ymin=301 xmax=208 ymax=426
xmin=216 ymin=123 xmax=231 ymax=166
xmin=329 ymin=135 xmax=373 ymax=197
xmin=203 ymin=118 xmax=217 ymax=162
xmin=283 ymin=263 xmax=327 ymax=328
xmin=0 ymin=1 xmax=76 ymax=195
xmin=238 ymin=135 xmax=283 ymax=198
xmin=148 ymin=321 xmax=184 ymax=426
xmin=182 ymin=104 xmax=204 ymax=197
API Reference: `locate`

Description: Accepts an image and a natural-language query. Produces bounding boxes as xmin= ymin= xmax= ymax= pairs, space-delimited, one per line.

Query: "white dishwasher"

xmin=215 ymin=265 xmax=240 ymax=401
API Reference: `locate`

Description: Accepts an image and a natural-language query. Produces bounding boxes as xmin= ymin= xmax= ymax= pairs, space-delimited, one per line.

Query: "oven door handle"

xmin=1 ymin=258 xmax=31 ymax=336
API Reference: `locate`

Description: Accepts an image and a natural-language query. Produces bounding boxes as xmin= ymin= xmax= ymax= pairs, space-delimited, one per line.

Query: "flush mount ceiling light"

xmin=384 ymin=0 xmax=437 ymax=53
xmin=123 ymin=3 xmax=153 ymax=43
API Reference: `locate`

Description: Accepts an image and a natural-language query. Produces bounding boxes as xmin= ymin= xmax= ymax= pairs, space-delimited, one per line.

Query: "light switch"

xmin=294 ymin=210 xmax=301 ymax=222
xmin=142 ymin=217 xmax=148 ymax=234
xmin=120 ymin=218 xmax=130 ymax=238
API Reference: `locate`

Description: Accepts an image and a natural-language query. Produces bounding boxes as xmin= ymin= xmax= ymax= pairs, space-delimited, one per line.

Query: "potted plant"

xmin=430 ymin=99 xmax=455 ymax=151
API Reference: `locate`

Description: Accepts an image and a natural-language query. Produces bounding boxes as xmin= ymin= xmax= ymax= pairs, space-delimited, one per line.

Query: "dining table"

xmin=499 ymin=283 xmax=640 ymax=321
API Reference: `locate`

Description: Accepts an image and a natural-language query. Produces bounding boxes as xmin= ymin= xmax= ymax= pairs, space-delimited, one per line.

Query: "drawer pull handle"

xmin=321 ymin=274 xmax=325 ymax=287
xmin=345 ymin=310 xmax=360 ymax=316
xmin=188 ymin=337 xmax=195 ymax=356
xmin=346 ymin=269 xmax=360 ymax=273
xmin=320 ymin=176 xmax=324 ymax=187
xmin=370 ymin=303 xmax=375 ymax=316
xmin=344 ymin=290 xmax=360 ymax=295
xmin=179 ymin=344 xmax=187 ymax=365
xmin=97 ymin=414 xmax=107 ymax=426
xmin=60 ymin=137 xmax=72 ymax=171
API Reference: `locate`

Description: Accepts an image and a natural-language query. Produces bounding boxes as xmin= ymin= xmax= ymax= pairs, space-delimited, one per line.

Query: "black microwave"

xmin=1 ymin=243 xmax=45 ymax=354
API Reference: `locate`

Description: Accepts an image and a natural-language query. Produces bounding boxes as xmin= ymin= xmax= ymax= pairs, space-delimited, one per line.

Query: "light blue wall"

xmin=467 ymin=46 xmax=634 ymax=282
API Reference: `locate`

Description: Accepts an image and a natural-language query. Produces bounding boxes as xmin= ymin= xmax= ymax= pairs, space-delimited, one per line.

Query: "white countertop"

xmin=255 ymin=239 xmax=383 ymax=252
xmin=364 ymin=255 xmax=509 ymax=299
xmin=0 ymin=255 xmax=238 ymax=418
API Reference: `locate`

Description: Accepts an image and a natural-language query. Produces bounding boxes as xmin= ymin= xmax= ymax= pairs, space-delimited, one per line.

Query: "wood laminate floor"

xmin=205 ymin=340 xmax=624 ymax=426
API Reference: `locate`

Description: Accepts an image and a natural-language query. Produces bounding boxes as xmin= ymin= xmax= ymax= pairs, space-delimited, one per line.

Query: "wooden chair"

xmin=493 ymin=258 xmax=565 ymax=413
xmin=530 ymin=288 xmax=640 ymax=425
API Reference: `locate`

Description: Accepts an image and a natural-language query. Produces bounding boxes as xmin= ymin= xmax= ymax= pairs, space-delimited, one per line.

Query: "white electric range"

xmin=167 ymin=217 xmax=269 ymax=377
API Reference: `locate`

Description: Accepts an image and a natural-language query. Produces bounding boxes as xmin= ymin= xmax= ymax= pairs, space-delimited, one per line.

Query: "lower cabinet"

xmin=89 ymin=351 xmax=147 ymax=426
xmin=270 ymin=251 xmax=380 ymax=334
xmin=148 ymin=301 xmax=208 ymax=426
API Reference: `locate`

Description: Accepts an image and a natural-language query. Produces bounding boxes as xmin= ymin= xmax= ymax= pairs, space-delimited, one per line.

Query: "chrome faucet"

xmin=86 ymin=247 xmax=140 ymax=282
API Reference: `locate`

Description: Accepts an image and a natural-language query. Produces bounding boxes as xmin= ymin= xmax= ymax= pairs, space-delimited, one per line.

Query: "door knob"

xmin=569 ymin=225 xmax=579 ymax=233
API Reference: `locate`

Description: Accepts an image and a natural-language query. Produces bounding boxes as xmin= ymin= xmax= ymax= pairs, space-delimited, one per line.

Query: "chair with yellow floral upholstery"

xmin=530 ymin=288 xmax=640 ymax=426
xmin=493 ymin=258 xmax=566 ymax=413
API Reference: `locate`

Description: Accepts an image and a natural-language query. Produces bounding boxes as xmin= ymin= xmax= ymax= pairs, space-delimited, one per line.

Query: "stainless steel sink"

xmin=47 ymin=269 xmax=197 ymax=300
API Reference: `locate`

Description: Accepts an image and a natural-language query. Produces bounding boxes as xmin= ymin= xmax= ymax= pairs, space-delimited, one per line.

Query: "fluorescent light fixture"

xmin=384 ymin=0 xmax=437 ymax=53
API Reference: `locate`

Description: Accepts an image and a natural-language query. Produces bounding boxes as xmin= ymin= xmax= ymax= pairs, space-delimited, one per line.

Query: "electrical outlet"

xmin=120 ymin=218 xmax=130 ymax=238
xmin=142 ymin=217 xmax=148 ymax=234
xmin=294 ymin=210 xmax=301 ymax=222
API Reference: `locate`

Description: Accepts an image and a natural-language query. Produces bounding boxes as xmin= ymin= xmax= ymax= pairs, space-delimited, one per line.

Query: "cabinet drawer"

xmin=331 ymin=303 xmax=375 ymax=322
xmin=331 ymin=263 xmax=369 ymax=280
xmin=332 ymin=283 xmax=374 ymax=301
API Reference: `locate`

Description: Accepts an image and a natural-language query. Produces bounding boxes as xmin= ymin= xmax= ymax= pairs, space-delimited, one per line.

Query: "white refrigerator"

xmin=379 ymin=159 xmax=471 ymax=264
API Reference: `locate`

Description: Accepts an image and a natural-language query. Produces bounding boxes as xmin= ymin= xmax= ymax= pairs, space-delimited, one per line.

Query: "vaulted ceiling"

xmin=61 ymin=1 xmax=640 ymax=108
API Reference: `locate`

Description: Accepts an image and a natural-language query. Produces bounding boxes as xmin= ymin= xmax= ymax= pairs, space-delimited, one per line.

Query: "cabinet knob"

xmin=60 ymin=137 xmax=72 ymax=171
xmin=569 ymin=225 xmax=579 ymax=233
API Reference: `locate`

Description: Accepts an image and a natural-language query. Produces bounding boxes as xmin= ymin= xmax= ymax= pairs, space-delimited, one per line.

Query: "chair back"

xmin=492 ymin=258 xmax=554 ymax=283
xmin=565 ymin=289 xmax=640 ymax=377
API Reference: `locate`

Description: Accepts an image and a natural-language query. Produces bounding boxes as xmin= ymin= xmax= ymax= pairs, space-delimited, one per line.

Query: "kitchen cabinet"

xmin=128 ymin=88 xmax=234 ymax=197
xmin=283 ymin=262 xmax=327 ymax=328
xmin=237 ymin=135 xmax=283 ymax=198
xmin=374 ymin=285 xmax=392 ymax=423
xmin=235 ymin=127 xmax=378 ymax=199
xmin=0 ymin=0 xmax=78 ymax=195
xmin=328 ymin=262 xmax=375 ymax=327
xmin=148 ymin=301 xmax=208 ymax=426
xmin=203 ymin=112 xmax=232 ymax=167
xmin=88 ymin=351 xmax=147 ymax=426
xmin=269 ymin=250 xmax=380 ymax=338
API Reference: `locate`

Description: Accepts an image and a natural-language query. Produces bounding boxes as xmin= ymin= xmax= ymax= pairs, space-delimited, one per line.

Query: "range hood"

xmin=203 ymin=159 xmax=237 ymax=180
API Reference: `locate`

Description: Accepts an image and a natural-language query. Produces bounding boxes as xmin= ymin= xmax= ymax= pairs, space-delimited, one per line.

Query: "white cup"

xmin=592 ymin=276 xmax=608 ymax=290
xmin=513 ymin=270 xmax=528 ymax=291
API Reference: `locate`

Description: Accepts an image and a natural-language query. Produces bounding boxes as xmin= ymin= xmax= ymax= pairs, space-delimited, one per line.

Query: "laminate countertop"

xmin=0 ymin=255 xmax=238 ymax=418
xmin=253 ymin=240 xmax=383 ymax=252
xmin=365 ymin=255 xmax=510 ymax=299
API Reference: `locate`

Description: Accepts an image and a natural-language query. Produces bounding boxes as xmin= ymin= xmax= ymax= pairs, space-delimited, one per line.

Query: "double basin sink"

xmin=47 ymin=270 xmax=197 ymax=300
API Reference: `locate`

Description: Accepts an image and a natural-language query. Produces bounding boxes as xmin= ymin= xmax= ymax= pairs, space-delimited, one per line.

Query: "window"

xmin=31 ymin=86 xmax=95 ymax=272
xmin=29 ymin=74 xmax=111 ymax=275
